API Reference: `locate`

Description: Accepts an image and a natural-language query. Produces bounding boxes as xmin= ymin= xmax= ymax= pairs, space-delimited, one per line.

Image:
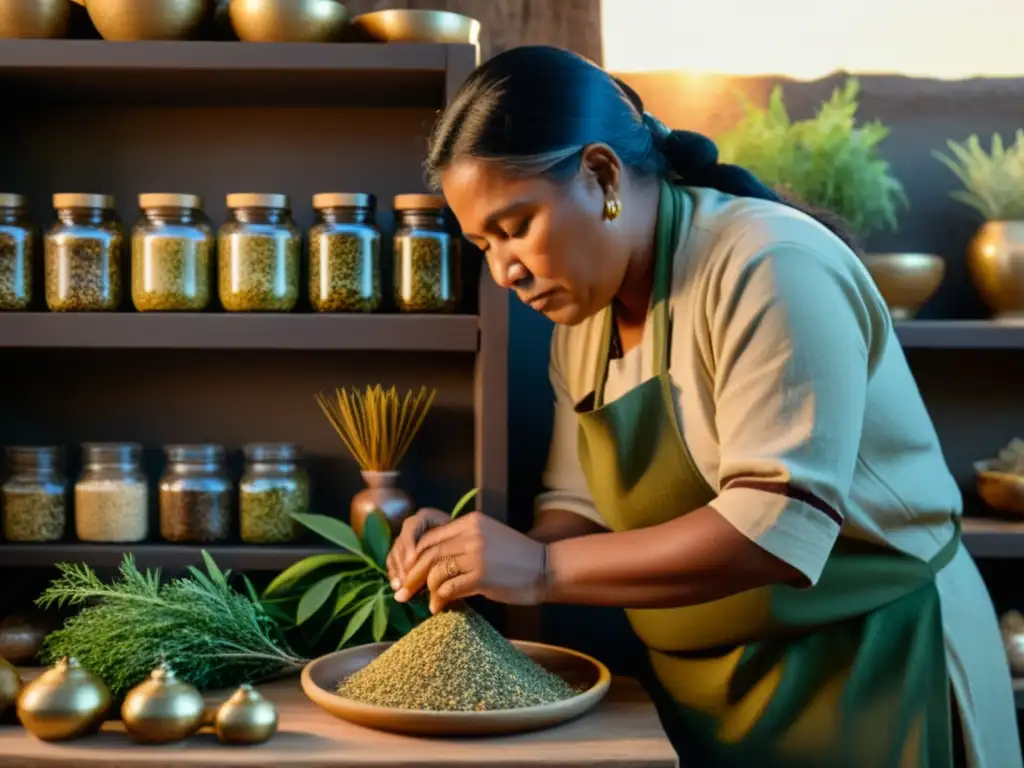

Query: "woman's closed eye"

xmin=508 ymin=216 xmax=532 ymax=239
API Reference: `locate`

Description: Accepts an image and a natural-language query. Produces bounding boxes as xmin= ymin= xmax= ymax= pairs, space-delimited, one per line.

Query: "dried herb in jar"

xmin=239 ymin=486 xmax=304 ymax=544
xmin=2 ymin=488 xmax=65 ymax=542
xmin=75 ymin=480 xmax=148 ymax=543
xmin=309 ymin=230 xmax=380 ymax=312
xmin=0 ymin=232 xmax=32 ymax=311
xmin=219 ymin=233 xmax=300 ymax=312
xmin=160 ymin=489 xmax=231 ymax=543
xmin=132 ymin=237 xmax=212 ymax=311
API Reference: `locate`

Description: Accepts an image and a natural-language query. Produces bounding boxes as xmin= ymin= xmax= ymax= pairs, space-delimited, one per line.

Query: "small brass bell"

xmin=17 ymin=657 xmax=111 ymax=741
xmin=121 ymin=661 xmax=205 ymax=744
xmin=215 ymin=683 xmax=278 ymax=745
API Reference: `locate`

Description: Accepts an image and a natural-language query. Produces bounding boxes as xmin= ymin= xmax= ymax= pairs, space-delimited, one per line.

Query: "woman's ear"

xmin=580 ymin=143 xmax=622 ymax=200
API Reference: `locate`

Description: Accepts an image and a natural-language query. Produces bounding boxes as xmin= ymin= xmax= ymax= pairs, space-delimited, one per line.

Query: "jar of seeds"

xmin=159 ymin=444 xmax=232 ymax=543
xmin=393 ymin=194 xmax=461 ymax=313
xmin=0 ymin=194 xmax=35 ymax=311
xmin=75 ymin=443 xmax=148 ymax=543
xmin=44 ymin=193 xmax=123 ymax=311
xmin=218 ymin=193 xmax=301 ymax=312
xmin=1 ymin=446 xmax=67 ymax=543
xmin=309 ymin=192 xmax=381 ymax=313
xmin=239 ymin=443 xmax=308 ymax=544
xmin=132 ymin=193 xmax=215 ymax=312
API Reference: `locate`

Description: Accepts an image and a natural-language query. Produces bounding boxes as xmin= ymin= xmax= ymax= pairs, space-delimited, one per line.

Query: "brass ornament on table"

xmin=214 ymin=683 xmax=278 ymax=745
xmin=229 ymin=0 xmax=350 ymax=43
xmin=316 ymin=385 xmax=435 ymax=538
xmin=351 ymin=9 xmax=480 ymax=45
xmin=862 ymin=253 xmax=945 ymax=320
xmin=0 ymin=655 xmax=23 ymax=717
xmin=16 ymin=656 xmax=111 ymax=742
xmin=121 ymin=661 xmax=205 ymax=744
xmin=0 ymin=614 xmax=47 ymax=666
xmin=966 ymin=221 xmax=1024 ymax=322
xmin=73 ymin=0 xmax=210 ymax=41
xmin=0 ymin=0 xmax=71 ymax=39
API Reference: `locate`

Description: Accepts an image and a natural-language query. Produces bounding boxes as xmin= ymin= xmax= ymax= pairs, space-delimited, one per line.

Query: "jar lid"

xmin=53 ymin=193 xmax=115 ymax=210
xmin=139 ymin=193 xmax=204 ymax=210
xmin=244 ymin=443 xmax=300 ymax=462
xmin=82 ymin=442 xmax=142 ymax=464
xmin=7 ymin=446 xmax=62 ymax=466
xmin=0 ymin=193 xmax=26 ymax=208
xmin=165 ymin=444 xmax=225 ymax=463
xmin=394 ymin=194 xmax=445 ymax=211
xmin=226 ymin=193 xmax=290 ymax=209
xmin=313 ymin=193 xmax=376 ymax=210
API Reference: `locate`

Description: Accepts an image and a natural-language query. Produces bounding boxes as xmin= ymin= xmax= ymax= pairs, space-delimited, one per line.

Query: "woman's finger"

xmin=398 ymin=509 xmax=448 ymax=573
xmin=426 ymin=553 xmax=467 ymax=596
xmin=395 ymin=537 xmax=462 ymax=603
xmin=386 ymin=541 xmax=407 ymax=589
xmin=411 ymin=514 xmax=468 ymax=559
xmin=431 ymin=573 xmax=477 ymax=614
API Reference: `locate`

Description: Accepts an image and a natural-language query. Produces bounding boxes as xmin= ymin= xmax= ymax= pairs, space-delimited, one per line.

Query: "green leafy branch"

xmin=933 ymin=130 xmax=1024 ymax=221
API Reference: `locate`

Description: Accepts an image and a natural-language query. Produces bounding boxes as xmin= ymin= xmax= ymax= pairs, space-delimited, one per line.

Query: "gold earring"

xmin=604 ymin=198 xmax=622 ymax=221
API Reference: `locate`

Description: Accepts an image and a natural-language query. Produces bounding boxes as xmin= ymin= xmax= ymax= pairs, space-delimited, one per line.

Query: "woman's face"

xmin=440 ymin=151 xmax=630 ymax=326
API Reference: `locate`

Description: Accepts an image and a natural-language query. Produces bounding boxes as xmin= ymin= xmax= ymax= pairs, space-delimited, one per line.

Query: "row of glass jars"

xmin=0 ymin=191 xmax=462 ymax=314
xmin=0 ymin=442 xmax=310 ymax=545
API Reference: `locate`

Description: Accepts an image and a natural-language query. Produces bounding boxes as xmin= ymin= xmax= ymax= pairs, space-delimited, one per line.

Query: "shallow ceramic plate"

xmin=300 ymin=640 xmax=611 ymax=736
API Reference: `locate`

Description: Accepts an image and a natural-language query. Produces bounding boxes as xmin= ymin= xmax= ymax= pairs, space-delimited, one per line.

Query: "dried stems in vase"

xmin=315 ymin=385 xmax=437 ymax=536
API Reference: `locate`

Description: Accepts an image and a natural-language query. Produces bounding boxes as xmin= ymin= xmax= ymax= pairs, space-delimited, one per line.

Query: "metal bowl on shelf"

xmin=351 ymin=9 xmax=480 ymax=45
xmin=862 ymin=252 xmax=945 ymax=320
xmin=71 ymin=0 xmax=209 ymax=41
xmin=975 ymin=459 xmax=1024 ymax=517
xmin=301 ymin=640 xmax=610 ymax=736
xmin=0 ymin=0 xmax=72 ymax=39
xmin=229 ymin=0 xmax=350 ymax=43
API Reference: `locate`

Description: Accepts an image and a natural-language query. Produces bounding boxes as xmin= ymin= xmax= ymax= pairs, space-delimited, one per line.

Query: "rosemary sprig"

xmin=36 ymin=552 xmax=305 ymax=697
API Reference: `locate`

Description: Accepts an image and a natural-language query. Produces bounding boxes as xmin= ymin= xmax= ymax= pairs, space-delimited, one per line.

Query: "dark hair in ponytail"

xmin=426 ymin=45 xmax=858 ymax=251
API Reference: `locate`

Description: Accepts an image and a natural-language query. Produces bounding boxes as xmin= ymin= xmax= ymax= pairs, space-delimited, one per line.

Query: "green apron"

xmin=575 ymin=181 xmax=961 ymax=767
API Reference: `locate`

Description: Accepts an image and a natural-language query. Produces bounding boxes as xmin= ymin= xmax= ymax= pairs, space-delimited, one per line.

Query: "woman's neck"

xmin=613 ymin=178 xmax=662 ymax=332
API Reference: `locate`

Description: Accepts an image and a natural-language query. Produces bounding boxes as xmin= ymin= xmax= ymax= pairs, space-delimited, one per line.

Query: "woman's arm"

xmin=528 ymin=507 xmax=606 ymax=544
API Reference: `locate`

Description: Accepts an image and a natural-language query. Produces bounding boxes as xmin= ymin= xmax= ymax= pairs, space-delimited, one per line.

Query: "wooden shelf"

xmin=0 ymin=40 xmax=468 ymax=107
xmin=962 ymin=517 xmax=1024 ymax=558
xmin=895 ymin=320 xmax=1024 ymax=349
xmin=0 ymin=312 xmax=479 ymax=352
xmin=0 ymin=543 xmax=335 ymax=571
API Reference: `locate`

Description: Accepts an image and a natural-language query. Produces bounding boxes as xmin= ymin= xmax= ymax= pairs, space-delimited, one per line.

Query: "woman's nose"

xmin=488 ymin=251 xmax=524 ymax=290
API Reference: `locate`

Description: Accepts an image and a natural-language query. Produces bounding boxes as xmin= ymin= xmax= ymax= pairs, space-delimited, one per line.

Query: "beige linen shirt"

xmin=534 ymin=186 xmax=1020 ymax=768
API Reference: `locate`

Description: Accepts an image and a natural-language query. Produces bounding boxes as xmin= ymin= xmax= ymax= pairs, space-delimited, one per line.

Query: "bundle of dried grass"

xmin=315 ymin=385 xmax=436 ymax=472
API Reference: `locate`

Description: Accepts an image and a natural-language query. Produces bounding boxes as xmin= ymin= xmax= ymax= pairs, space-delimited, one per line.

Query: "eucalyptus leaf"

xmin=372 ymin=592 xmax=389 ymax=641
xmin=338 ymin=595 xmax=378 ymax=649
xmin=291 ymin=513 xmax=364 ymax=557
xmin=263 ymin=553 xmax=365 ymax=598
xmin=333 ymin=581 xmax=377 ymax=617
xmin=260 ymin=599 xmax=298 ymax=625
xmin=362 ymin=511 xmax=392 ymax=569
xmin=297 ymin=573 xmax=345 ymax=625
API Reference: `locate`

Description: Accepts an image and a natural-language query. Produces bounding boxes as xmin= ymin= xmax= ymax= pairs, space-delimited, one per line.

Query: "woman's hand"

xmin=386 ymin=507 xmax=450 ymax=589
xmin=393 ymin=511 xmax=548 ymax=615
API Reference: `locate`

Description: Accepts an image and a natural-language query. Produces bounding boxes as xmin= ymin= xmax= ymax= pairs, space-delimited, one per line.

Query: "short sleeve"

xmin=534 ymin=334 xmax=607 ymax=528
xmin=707 ymin=234 xmax=885 ymax=585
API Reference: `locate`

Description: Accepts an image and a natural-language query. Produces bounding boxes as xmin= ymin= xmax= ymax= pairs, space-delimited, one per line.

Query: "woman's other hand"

xmin=386 ymin=507 xmax=449 ymax=589
xmin=394 ymin=511 xmax=548 ymax=614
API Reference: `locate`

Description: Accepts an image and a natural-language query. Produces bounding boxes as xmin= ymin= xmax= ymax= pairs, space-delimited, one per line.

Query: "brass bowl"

xmin=0 ymin=0 xmax=71 ymax=39
xmin=976 ymin=459 xmax=1024 ymax=517
xmin=862 ymin=252 xmax=945 ymax=320
xmin=229 ymin=0 xmax=349 ymax=43
xmin=75 ymin=0 xmax=209 ymax=41
xmin=967 ymin=220 xmax=1024 ymax=322
xmin=301 ymin=640 xmax=611 ymax=736
xmin=351 ymin=9 xmax=480 ymax=45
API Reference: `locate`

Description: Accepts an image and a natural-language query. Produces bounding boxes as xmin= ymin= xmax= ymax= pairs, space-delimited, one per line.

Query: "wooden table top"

xmin=0 ymin=674 xmax=678 ymax=767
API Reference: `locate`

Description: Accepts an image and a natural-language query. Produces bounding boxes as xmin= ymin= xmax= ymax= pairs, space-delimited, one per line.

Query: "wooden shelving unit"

xmin=894 ymin=320 xmax=1024 ymax=349
xmin=0 ymin=41 xmax=508 ymax=601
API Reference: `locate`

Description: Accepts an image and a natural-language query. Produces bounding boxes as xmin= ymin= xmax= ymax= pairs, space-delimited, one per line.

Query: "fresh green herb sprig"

xmin=36 ymin=552 xmax=304 ymax=697
xmin=933 ymin=131 xmax=1024 ymax=221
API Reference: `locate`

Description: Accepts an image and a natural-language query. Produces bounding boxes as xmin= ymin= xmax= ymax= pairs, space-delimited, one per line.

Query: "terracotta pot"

xmin=349 ymin=471 xmax=412 ymax=539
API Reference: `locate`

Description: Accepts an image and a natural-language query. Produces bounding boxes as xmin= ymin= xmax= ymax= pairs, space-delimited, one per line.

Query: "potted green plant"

xmin=717 ymin=79 xmax=944 ymax=320
xmin=934 ymin=131 xmax=1024 ymax=321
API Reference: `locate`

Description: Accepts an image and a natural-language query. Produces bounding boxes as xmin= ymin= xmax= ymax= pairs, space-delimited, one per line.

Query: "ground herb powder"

xmin=336 ymin=607 xmax=577 ymax=711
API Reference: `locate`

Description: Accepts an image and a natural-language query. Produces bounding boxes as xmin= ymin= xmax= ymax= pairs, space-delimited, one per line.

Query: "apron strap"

xmin=594 ymin=181 xmax=684 ymax=407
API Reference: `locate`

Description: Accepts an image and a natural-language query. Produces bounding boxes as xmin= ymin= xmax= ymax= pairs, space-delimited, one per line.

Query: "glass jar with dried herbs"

xmin=159 ymin=444 xmax=232 ymax=544
xmin=0 ymin=194 xmax=35 ymax=311
xmin=308 ymin=192 xmax=381 ymax=312
xmin=44 ymin=193 xmax=123 ymax=312
xmin=75 ymin=443 xmax=149 ymax=543
xmin=393 ymin=194 xmax=461 ymax=313
xmin=1 ymin=446 xmax=67 ymax=543
xmin=239 ymin=443 xmax=308 ymax=544
xmin=218 ymin=194 xmax=301 ymax=312
xmin=131 ymin=193 xmax=215 ymax=312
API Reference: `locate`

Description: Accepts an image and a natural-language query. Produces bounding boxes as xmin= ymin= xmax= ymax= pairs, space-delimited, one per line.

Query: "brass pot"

xmin=0 ymin=0 xmax=71 ymax=39
xmin=16 ymin=657 xmax=111 ymax=742
xmin=350 ymin=470 xmax=413 ymax=539
xmin=121 ymin=663 xmax=205 ymax=744
xmin=75 ymin=0 xmax=209 ymax=41
xmin=352 ymin=9 xmax=480 ymax=45
xmin=229 ymin=0 xmax=349 ymax=43
xmin=215 ymin=684 xmax=278 ymax=745
xmin=967 ymin=220 xmax=1024 ymax=321
xmin=862 ymin=253 xmax=945 ymax=320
